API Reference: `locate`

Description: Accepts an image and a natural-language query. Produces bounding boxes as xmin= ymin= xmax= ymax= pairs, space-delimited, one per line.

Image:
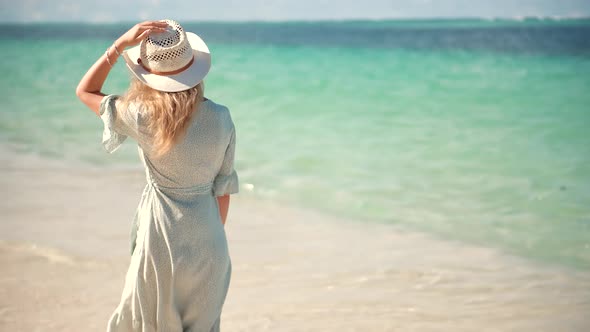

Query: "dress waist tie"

xmin=147 ymin=179 xmax=213 ymax=195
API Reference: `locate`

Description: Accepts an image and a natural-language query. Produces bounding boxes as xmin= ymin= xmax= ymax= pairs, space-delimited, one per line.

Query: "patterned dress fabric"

xmin=99 ymin=95 xmax=238 ymax=332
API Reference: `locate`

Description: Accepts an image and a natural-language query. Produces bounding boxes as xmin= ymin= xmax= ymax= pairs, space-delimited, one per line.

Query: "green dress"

xmin=100 ymin=95 xmax=238 ymax=332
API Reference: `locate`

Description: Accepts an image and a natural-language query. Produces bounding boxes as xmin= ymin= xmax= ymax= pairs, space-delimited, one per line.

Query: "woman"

xmin=76 ymin=20 xmax=238 ymax=331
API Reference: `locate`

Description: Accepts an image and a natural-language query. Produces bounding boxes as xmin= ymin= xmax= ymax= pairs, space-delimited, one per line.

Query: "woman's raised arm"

xmin=75 ymin=21 xmax=168 ymax=115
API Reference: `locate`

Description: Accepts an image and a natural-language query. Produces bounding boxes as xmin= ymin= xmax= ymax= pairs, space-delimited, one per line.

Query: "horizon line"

xmin=1 ymin=15 xmax=590 ymax=25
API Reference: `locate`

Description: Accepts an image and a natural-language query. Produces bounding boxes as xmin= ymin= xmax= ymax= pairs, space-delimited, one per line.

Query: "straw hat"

xmin=122 ymin=19 xmax=211 ymax=92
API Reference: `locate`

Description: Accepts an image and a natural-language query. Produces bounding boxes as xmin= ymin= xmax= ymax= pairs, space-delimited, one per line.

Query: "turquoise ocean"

xmin=1 ymin=19 xmax=589 ymax=269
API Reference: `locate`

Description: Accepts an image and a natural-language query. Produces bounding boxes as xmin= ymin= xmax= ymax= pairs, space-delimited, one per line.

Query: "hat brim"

xmin=122 ymin=32 xmax=211 ymax=93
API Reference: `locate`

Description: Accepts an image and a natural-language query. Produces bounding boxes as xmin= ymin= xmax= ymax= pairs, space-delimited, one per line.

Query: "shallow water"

xmin=0 ymin=19 xmax=589 ymax=269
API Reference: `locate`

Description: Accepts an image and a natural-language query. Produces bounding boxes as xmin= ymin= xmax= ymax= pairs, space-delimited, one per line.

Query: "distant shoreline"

xmin=1 ymin=16 xmax=589 ymax=26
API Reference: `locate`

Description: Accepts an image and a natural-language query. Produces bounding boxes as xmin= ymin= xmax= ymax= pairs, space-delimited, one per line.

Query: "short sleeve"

xmin=99 ymin=94 xmax=135 ymax=153
xmin=213 ymin=127 xmax=239 ymax=196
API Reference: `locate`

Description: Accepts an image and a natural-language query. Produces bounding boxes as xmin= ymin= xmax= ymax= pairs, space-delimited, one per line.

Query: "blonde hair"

xmin=120 ymin=79 xmax=204 ymax=157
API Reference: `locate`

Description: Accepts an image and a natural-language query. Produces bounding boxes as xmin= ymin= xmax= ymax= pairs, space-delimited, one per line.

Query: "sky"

xmin=1 ymin=0 xmax=589 ymax=23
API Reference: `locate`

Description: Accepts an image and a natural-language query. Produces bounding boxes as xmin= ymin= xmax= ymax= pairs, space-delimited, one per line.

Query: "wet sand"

xmin=1 ymin=151 xmax=589 ymax=331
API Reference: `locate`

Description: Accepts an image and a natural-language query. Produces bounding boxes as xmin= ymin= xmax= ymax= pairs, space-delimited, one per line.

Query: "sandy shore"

xmin=1 ymin=151 xmax=589 ymax=331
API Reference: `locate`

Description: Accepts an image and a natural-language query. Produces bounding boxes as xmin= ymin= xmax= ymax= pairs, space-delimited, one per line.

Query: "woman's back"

xmin=102 ymin=95 xmax=238 ymax=331
xmin=136 ymin=99 xmax=237 ymax=191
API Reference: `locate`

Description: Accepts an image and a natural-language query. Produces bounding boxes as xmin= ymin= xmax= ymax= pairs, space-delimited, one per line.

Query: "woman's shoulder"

xmin=202 ymin=99 xmax=233 ymax=125
xmin=203 ymin=99 xmax=230 ymax=114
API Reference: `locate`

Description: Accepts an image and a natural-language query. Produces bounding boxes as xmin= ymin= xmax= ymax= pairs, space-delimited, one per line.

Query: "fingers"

xmin=136 ymin=27 xmax=164 ymax=41
xmin=128 ymin=21 xmax=168 ymax=44
xmin=138 ymin=29 xmax=152 ymax=39
xmin=141 ymin=26 xmax=167 ymax=35
xmin=139 ymin=20 xmax=168 ymax=26
xmin=153 ymin=20 xmax=169 ymax=27
xmin=139 ymin=21 xmax=168 ymax=30
xmin=149 ymin=20 xmax=169 ymax=26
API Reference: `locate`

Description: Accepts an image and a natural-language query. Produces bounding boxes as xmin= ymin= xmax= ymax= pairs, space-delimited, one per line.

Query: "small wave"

xmin=0 ymin=240 xmax=81 ymax=265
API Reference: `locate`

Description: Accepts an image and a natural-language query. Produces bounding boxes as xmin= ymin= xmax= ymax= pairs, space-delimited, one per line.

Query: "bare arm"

xmin=217 ymin=194 xmax=230 ymax=226
xmin=75 ymin=21 xmax=168 ymax=115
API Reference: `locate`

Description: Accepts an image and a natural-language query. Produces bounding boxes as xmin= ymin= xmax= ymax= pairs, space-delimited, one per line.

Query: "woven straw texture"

xmin=139 ymin=20 xmax=193 ymax=72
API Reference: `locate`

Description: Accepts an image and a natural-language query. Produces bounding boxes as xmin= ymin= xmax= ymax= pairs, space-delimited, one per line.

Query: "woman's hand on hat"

xmin=116 ymin=21 xmax=169 ymax=50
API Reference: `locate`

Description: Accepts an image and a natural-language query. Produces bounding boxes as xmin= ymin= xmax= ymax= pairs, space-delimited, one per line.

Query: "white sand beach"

xmin=1 ymin=150 xmax=589 ymax=331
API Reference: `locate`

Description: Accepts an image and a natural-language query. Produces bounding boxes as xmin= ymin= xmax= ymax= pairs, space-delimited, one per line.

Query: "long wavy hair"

xmin=120 ymin=79 xmax=204 ymax=157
